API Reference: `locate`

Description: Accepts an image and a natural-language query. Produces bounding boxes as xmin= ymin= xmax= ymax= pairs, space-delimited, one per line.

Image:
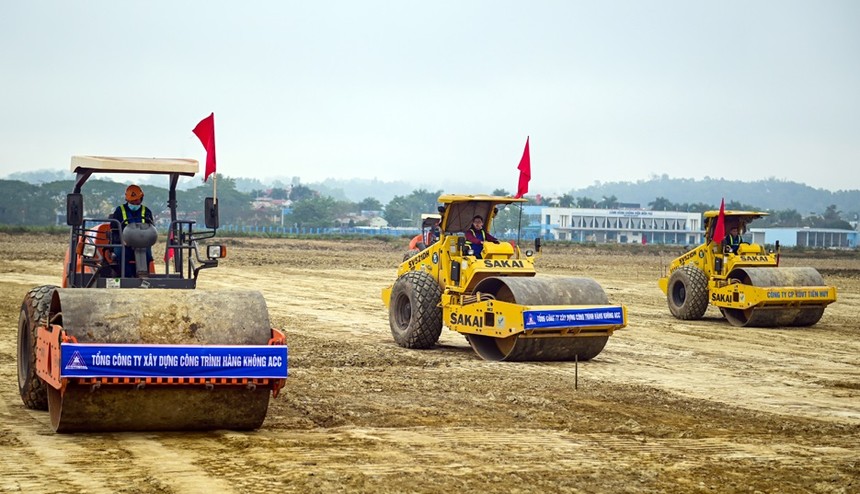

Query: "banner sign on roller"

xmin=60 ymin=344 xmax=288 ymax=379
xmin=523 ymin=306 xmax=624 ymax=330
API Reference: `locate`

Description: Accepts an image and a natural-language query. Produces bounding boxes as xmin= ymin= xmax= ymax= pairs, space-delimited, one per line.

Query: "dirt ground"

xmin=0 ymin=233 xmax=857 ymax=493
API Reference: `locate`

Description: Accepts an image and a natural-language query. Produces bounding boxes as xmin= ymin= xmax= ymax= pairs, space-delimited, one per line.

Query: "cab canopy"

xmin=703 ymin=210 xmax=769 ymax=237
xmin=71 ymin=156 xmax=199 ymax=176
xmin=437 ymin=194 xmax=527 ymax=234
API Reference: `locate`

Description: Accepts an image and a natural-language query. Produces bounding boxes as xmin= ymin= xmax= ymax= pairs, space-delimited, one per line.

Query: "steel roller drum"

xmin=722 ymin=267 xmax=828 ymax=327
xmin=465 ymin=277 xmax=611 ymax=361
xmin=48 ymin=289 xmax=274 ymax=432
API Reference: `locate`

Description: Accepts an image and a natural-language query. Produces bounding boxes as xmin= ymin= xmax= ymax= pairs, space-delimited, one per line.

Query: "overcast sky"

xmin=1 ymin=1 xmax=858 ymax=193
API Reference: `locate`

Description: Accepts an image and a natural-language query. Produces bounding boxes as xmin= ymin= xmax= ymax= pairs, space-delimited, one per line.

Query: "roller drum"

xmin=49 ymin=289 xmax=274 ymax=432
xmin=467 ymin=277 xmax=610 ymax=362
xmin=722 ymin=267 xmax=828 ymax=327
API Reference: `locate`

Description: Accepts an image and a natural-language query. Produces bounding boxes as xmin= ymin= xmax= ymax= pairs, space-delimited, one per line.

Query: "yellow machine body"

xmin=657 ymin=210 xmax=836 ymax=327
xmin=382 ymin=194 xmax=627 ymax=361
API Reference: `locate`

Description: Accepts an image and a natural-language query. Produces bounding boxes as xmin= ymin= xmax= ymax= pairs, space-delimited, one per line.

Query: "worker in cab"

xmin=726 ymin=226 xmax=745 ymax=254
xmin=109 ymin=184 xmax=155 ymax=277
xmin=425 ymin=217 xmax=441 ymax=246
xmin=465 ymin=215 xmax=499 ymax=259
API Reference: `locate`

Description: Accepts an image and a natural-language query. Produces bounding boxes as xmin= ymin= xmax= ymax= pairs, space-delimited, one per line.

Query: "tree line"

xmin=0 ymin=179 xmax=853 ymax=231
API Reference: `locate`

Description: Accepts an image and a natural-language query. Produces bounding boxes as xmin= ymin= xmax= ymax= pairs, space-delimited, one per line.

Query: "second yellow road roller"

xmin=382 ymin=194 xmax=628 ymax=361
xmin=658 ymin=209 xmax=836 ymax=327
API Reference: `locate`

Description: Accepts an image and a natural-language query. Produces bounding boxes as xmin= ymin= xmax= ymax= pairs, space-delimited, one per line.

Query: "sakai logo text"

xmin=408 ymin=250 xmax=430 ymax=269
xmin=739 ymin=255 xmax=770 ymax=262
xmin=711 ymin=293 xmax=734 ymax=303
xmin=450 ymin=313 xmax=484 ymax=327
xmin=483 ymin=260 xmax=524 ymax=268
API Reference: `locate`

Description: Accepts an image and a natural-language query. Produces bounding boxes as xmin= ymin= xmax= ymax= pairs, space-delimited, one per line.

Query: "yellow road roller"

xmin=382 ymin=194 xmax=627 ymax=361
xmin=17 ymin=156 xmax=287 ymax=432
xmin=658 ymin=210 xmax=837 ymax=327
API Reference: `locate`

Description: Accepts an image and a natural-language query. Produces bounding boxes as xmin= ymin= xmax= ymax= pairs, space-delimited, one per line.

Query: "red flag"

xmin=713 ymin=198 xmax=726 ymax=244
xmin=193 ymin=113 xmax=217 ymax=182
xmin=514 ymin=136 xmax=530 ymax=198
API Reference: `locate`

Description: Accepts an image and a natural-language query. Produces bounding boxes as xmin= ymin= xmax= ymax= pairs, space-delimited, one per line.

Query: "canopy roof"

xmin=70 ymin=156 xmax=199 ymax=176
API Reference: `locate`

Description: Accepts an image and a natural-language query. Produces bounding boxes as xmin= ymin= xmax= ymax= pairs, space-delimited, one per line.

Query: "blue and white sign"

xmin=523 ymin=306 xmax=625 ymax=330
xmin=60 ymin=344 xmax=288 ymax=379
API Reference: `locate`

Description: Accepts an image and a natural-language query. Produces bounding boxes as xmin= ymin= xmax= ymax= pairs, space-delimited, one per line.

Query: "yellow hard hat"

xmin=125 ymin=184 xmax=143 ymax=202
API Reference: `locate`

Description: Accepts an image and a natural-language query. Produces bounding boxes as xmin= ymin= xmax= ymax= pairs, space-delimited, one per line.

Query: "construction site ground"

xmin=0 ymin=233 xmax=857 ymax=493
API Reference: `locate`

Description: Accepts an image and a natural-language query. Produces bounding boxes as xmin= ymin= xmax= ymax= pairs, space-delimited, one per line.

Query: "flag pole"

xmin=513 ymin=136 xmax=531 ymax=256
xmin=516 ymin=202 xmax=523 ymax=257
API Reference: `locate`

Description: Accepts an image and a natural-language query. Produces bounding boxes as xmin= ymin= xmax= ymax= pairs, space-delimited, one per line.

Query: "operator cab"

xmin=64 ymin=156 xmax=225 ymax=289
xmin=703 ymin=210 xmax=767 ymax=256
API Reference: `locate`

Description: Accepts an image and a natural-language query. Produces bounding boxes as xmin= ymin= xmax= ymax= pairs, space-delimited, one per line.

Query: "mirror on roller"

xmin=204 ymin=197 xmax=219 ymax=229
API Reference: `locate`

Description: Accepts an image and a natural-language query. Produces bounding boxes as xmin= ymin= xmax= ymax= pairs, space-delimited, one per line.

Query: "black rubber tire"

xmin=667 ymin=265 xmax=709 ymax=320
xmin=388 ymin=271 xmax=442 ymax=349
xmin=402 ymin=249 xmax=420 ymax=262
xmin=18 ymin=285 xmax=57 ymax=410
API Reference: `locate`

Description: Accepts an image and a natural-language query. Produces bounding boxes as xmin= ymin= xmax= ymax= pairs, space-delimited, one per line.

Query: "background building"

xmin=521 ymin=206 xmax=703 ymax=245
xmin=750 ymin=228 xmax=858 ymax=248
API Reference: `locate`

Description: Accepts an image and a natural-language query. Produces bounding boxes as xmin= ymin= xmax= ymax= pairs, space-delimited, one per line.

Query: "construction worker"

xmin=465 ymin=215 xmax=499 ymax=259
xmin=425 ymin=218 xmax=441 ymax=246
xmin=109 ymin=184 xmax=155 ymax=276
xmin=726 ymin=226 xmax=744 ymax=254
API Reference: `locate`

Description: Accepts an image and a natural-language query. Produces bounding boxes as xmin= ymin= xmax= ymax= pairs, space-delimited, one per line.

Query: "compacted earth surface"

xmin=0 ymin=233 xmax=857 ymax=493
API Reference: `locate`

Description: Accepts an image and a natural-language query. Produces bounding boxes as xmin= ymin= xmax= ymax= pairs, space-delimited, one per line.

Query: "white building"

xmin=749 ymin=227 xmax=857 ymax=249
xmin=528 ymin=207 xmax=704 ymax=245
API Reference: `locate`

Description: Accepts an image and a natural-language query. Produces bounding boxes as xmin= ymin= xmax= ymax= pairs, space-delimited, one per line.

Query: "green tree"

xmin=286 ymin=196 xmax=341 ymax=228
xmin=779 ymin=209 xmax=803 ymax=226
xmin=676 ymin=202 xmax=713 ymax=213
xmin=726 ymin=200 xmax=760 ymax=211
xmin=0 ymin=180 xmax=47 ymax=225
xmin=819 ymin=204 xmax=852 ymax=229
xmin=269 ymin=188 xmax=290 ymax=200
xmin=357 ymin=197 xmax=383 ymax=212
xmin=490 ymin=204 xmax=524 ymax=235
xmin=383 ymin=189 xmax=442 ymax=228
xmin=289 ymin=184 xmax=317 ymax=202
xmin=557 ymin=194 xmax=576 ymax=207
xmin=648 ymin=197 xmax=675 ymax=211
xmin=576 ymin=196 xmax=597 ymax=208
xmin=762 ymin=209 xmax=803 ymax=227
xmin=598 ymin=195 xmax=618 ymax=209
xmin=492 ymin=188 xmax=511 ymax=197
xmin=181 ymin=174 xmax=255 ymax=225
xmin=823 ymin=204 xmax=841 ymax=222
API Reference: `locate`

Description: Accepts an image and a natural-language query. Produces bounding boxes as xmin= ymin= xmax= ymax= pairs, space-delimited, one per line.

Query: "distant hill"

xmin=6 ymin=169 xmax=70 ymax=184
xmin=571 ymin=176 xmax=860 ymax=218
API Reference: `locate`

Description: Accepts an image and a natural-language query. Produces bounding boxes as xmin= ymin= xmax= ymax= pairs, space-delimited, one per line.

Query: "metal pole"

xmin=516 ymin=204 xmax=523 ymax=253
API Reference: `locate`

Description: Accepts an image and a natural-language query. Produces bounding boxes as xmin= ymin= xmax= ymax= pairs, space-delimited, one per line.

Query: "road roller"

xmin=17 ymin=156 xmax=288 ymax=432
xmin=658 ymin=210 xmax=837 ymax=327
xmin=381 ymin=194 xmax=628 ymax=361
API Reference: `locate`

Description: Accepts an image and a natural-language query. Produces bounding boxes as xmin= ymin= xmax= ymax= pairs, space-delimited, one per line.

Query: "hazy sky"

xmin=2 ymin=1 xmax=858 ymax=193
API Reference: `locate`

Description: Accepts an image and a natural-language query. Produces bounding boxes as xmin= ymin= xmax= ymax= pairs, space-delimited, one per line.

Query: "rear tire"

xmin=667 ymin=265 xmax=708 ymax=320
xmin=18 ymin=285 xmax=57 ymax=410
xmin=389 ymin=271 xmax=442 ymax=349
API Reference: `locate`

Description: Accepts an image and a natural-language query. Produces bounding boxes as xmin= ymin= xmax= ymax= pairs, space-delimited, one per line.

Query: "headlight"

xmin=207 ymin=245 xmax=226 ymax=259
xmin=525 ymin=249 xmax=534 ymax=257
xmin=82 ymin=243 xmax=97 ymax=258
